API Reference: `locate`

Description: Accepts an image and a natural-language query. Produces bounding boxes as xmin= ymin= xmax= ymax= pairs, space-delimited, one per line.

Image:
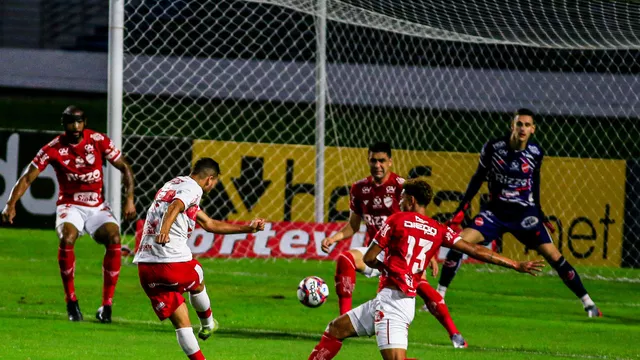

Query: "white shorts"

xmin=347 ymin=288 xmax=415 ymax=350
xmin=55 ymin=203 xmax=119 ymax=238
xmin=352 ymin=247 xmax=384 ymax=278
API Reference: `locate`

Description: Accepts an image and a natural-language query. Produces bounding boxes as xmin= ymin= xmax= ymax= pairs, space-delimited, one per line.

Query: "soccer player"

xmin=133 ymin=158 xmax=265 ymax=360
xmin=1 ymin=105 xmax=136 ymax=323
xmin=437 ymin=108 xmax=602 ymax=317
xmin=309 ymin=179 xmax=544 ymax=360
xmin=321 ymin=142 xmax=467 ymax=348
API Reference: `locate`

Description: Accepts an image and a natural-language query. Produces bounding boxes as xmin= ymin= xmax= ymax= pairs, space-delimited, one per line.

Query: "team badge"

xmin=86 ymin=153 xmax=95 ymax=165
xmin=374 ymin=310 xmax=385 ymax=322
xmin=383 ymin=195 xmax=393 ymax=208
xmin=474 ymin=217 xmax=484 ymax=226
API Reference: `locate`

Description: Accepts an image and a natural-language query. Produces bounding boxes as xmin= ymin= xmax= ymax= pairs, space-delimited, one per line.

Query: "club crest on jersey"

xmin=86 ymin=153 xmax=95 ymax=165
xmin=521 ymin=162 xmax=530 ymax=173
xmin=362 ymin=186 xmax=371 ymax=194
xmin=521 ymin=216 xmax=539 ymax=229
xmin=383 ymin=195 xmax=393 ymax=208
xmin=58 ymin=148 xmax=69 ymax=156
xmin=475 ymin=217 xmax=484 ymax=226
xmin=373 ymin=196 xmax=383 ymax=209
xmin=374 ymin=310 xmax=385 ymax=322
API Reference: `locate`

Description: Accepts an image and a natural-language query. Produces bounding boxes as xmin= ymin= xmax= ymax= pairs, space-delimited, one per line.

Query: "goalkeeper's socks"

xmin=417 ymin=281 xmax=459 ymax=337
xmin=58 ymin=244 xmax=77 ymax=302
xmin=335 ymin=251 xmax=356 ymax=315
xmin=438 ymin=249 xmax=464 ymax=289
xmin=190 ymin=287 xmax=214 ymax=330
xmin=102 ymin=244 xmax=121 ymax=306
xmin=176 ymin=327 xmax=205 ymax=360
xmin=551 ymin=256 xmax=589 ymax=299
xmin=308 ymin=331 xmax=342 ymax=360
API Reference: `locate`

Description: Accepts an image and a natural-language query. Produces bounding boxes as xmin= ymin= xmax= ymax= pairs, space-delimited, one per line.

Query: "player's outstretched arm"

xmin=451 ymin=240 xmax=544 ymax=276
xmin=195 ymin=210 xmax=265 ymax=234
xmin=156 ymin=199 xmax=185 ymax=244
xmin=1 ymin=164 xmax=41 ymax=224
xmin=110 ymin=156 xmax=137 ymax=220
xmin=321 ymin=211 xmax=362 ymax=253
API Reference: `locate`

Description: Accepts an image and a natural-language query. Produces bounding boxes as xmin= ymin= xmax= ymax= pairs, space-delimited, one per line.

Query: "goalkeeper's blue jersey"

xmin=477 ymin=136 xmax=544 ymax=218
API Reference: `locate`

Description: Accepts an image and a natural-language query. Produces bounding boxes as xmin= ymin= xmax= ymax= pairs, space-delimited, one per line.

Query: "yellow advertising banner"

xmin=192 ymin=140 xmax=625 ymax=266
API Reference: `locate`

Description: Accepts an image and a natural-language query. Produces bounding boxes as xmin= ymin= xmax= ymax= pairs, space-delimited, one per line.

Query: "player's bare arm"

xmin=195 ymin=210 xmax=265 ymax=234
xmin=110 ymin=156 xmax=137 ymax=220
xmin=451 ymin=239 xmax=544 ymax=276
xmin=321 ymin=211 xmax=362 ymax=253
xmin=362 ymin=241 xmax=384 ymax=271
xmin=1 ymin=164 xmax=41 ymax=224
xmin=428 ymin=257 xmax=439 ymax=277
xmin=156 ymin=199 xmax=186 ymax=244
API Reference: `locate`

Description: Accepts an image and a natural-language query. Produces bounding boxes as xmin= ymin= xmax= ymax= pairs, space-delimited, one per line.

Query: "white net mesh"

xmin=122 ymin=0 xmax=640 ymax=276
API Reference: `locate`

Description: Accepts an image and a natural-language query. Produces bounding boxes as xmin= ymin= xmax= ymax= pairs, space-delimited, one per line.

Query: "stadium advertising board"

xmin=193 ymin=140 xmax=626 ymax=266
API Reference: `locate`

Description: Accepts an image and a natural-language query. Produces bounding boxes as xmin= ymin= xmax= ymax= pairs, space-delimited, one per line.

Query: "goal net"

xmin=122 ymin=0 xmax=640 ymax=278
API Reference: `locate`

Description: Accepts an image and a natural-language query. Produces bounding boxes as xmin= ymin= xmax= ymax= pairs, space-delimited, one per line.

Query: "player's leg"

xmin=55 ymin=205 xmax=84 ymax=321
xmin=437 ymin=226 xmax=486 ymax=297
xmin=375 ymin=288 xmax=415 ymax=360
xmin=187 ymin=261 xmax=218 ymax=340
xmin=169 ymin=303 xmax=207 ymax=360
xmin=87 ymin=204 xmax=121 ymax=323
xmin=416 ymin=280 xmax=466 ymax=348
xmin=536 ymin=242 xmax=602 ymax=317
xmin=334 ymin=248 xmax=361 ymax=315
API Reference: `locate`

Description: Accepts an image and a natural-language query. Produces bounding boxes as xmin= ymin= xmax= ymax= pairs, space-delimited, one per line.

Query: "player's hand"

xmin=1 ymin=204 xmax=16 ymax=224
xmin=543 ymin=218 xmax=556 ymax=234
xmin=428 ymin=257 xmax=439 ymax=277
xmin=249 ymin=218 xmax=265 ymax=232
xmin=515 ymin=260 xmax=545 ymax=276
xmin=155 ymin=232 xmax=170 ymax=245
xmin=123 ymin=199 xmax=137 ymax=221
xmin=321 ymin=237 xmax=336 ymax=254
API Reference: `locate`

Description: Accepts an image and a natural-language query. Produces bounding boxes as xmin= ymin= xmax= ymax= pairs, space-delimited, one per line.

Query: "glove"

xmin=445 ymin=208 xmax=466 ymax=233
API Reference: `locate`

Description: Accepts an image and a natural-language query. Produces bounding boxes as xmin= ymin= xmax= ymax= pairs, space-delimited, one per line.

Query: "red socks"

xmin=187 ymin=350 xmax=206 ymax=360
xmin=417 ymin=281 xmax=459 ymax=337
xmin=309 ymin=332 xmax=343 ymax=360
xmin=58 ymin=244 xmax=77 ymax=302
xmin=102 ymin=244 xmax=121 ymax=306
xmin=335 ymin=251 xmax=356 ymax=315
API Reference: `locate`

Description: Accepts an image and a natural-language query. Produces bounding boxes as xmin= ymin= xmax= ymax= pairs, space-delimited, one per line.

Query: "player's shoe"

xmin=96 ymin=305 xmax=112 ymax=323
xmin=198 ymin=318 xmax=219 ymax=341
xmin=585 ymin=305 xmax=602 ymax=318
xmin=66 ymin=300 xmax=83 ymax=321
xmin=451 ymin=333 xmax=468 ymax=348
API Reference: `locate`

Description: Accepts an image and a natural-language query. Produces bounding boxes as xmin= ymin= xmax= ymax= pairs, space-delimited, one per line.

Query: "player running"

xmin=321 ymin=142 xmax=467 ymax=348
xmin=133 ymin=158 xmax=265 ymax=360
xmin=309 ymin=179 xmax=544 ymax=360
xmin=437 ymin=108 xmax=602 ymax=317
xmin=1 ymin=105 xmax=136 ymax=323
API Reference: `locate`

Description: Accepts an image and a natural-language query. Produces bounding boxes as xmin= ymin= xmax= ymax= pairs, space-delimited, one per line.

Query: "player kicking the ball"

xmin=1 ymin=106 xmax=136 ymax=323
xmin=321 ymin=142 xmax=467 ymax=348
xmin=309 ymin=179 xmax=544 ymax=360
xmin=437 ymin=108 xmax=602 ymax=317
xmin=133 ymin=158 xmax=265 ymax=360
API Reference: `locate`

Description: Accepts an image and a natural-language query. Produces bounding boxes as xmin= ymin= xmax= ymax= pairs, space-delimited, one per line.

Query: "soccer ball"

xmin=297 ymin=276 xmax=329 ymax=308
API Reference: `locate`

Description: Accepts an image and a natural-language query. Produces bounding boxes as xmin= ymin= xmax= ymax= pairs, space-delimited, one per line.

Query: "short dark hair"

xmin=61 ymin=105 xmax=86 ymax=123
xmin=191 ymin=157 xmax=220 ymax=177
xmin=513 ymin=108 xmax=535 ymax=123
xmin=368 ymin=141 xmax=392 ymax=157
xmin=403 ymin=178 xmax=433 ymax=206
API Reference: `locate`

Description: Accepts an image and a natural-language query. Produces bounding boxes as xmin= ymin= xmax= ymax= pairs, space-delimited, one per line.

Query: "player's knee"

xmin=58 ymin=233 xmax=77 ymax=247
xmin=107 ymin=232 xmax=121 ymax=245
xmin=326 ymin=318 xmax=349 ymax=340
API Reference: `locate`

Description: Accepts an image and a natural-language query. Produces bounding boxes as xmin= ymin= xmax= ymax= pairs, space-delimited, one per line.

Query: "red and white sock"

xmin=176 ymin=327 xmax=206 ymax=360
xmin=417 ymin=281 xmax=459 ymax=337
xmin=190 ymin=287 xmax=214 ymax=330
xmin=335 ymin=251 xmax=356 ymax=315
xmin=58 ymin=244 xmax=76 ymax=302
xmin=309 ymin=331 xmax=343 ymax=360
xmin=102 ymin=244 xmax=121 ymax=306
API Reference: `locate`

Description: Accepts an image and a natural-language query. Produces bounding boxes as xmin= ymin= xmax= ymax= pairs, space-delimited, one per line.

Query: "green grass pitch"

xmin=1 ymin=228 xmax=638 ymax=359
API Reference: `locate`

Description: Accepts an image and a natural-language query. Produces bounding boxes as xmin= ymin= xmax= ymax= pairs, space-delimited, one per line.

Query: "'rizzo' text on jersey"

xmin=31 ymin=129 xmax=122 ymax=207
xmin=349 ymin=173 xmax=405 ymax=245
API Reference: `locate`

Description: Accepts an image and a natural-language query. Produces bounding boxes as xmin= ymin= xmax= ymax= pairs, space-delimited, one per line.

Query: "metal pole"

xmin=107 ymin=0 xmax=124 ymax=222
xmin=315 ymin=0 xmax=327 ymax=223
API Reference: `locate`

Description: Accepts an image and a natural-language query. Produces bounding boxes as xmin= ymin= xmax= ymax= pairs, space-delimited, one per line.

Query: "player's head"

xmin=400 ymin=178 xmax=433 ymax=213
xmin=368 ymin=141 xmax=392 ymax=182
xmin=190 ymin=157 xmax=221 ymax=193
xmin=510 ymin=108 xmax=536 ymax=144
xmin=61 ymin=105 xmax=86 ymax=141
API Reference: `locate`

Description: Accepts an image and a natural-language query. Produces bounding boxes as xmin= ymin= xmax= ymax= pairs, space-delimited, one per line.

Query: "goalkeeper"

xmin=437 ymin=109 xmax=602 ymax=317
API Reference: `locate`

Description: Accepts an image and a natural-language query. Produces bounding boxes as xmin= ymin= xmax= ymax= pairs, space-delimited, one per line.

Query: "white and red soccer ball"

xmin=297 ymin=276 xmax=329 ymax=308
